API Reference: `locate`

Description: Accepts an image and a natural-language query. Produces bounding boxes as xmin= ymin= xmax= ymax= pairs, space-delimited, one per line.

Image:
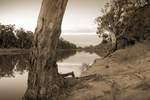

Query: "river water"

xmin=0 ymin=51 xmax=100 ymax=100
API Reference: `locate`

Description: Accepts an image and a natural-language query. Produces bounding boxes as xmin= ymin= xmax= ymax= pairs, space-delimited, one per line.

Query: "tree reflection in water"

xmin=0 ymin=54 xmax=29 ymax=78
xmin=0 ymin=50 xmax=100 ymax=100
xmin=0 ymin=50 xmax=77 ymax=78
xmin=56 ymin=50 xmax=76 ymax=62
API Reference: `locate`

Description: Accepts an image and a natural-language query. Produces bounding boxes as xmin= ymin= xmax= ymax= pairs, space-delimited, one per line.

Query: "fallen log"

xmin=60 ymin=71 xmax=75 ymax=78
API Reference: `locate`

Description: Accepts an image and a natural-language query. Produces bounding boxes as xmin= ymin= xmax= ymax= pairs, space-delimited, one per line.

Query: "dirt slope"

xmin=66 ymin=42 xmax=150 ymax=100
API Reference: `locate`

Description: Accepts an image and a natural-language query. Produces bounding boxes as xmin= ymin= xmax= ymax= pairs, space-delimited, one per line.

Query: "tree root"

xmin=103 ymin=45 xmax=117 ymax=58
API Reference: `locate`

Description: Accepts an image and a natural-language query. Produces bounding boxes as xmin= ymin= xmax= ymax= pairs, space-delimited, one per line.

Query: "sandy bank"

xmin=66 ymin=42 xmax=150 ymax=100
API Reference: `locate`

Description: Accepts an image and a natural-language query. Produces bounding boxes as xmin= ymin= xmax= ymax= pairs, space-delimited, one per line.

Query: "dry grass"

xmin=111 ymin=41 xmax=150 ymax=62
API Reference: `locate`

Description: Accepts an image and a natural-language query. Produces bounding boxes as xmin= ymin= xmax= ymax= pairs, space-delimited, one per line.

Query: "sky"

xmin=0 ymin=0 xmax=110 ymax=47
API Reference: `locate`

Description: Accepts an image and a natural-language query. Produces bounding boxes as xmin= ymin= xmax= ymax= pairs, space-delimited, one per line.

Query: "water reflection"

xmin=0 ymin=50 xmax=100 ymax=100
xmin=0 ymin=54 xmax=29 ymax=100
xmin=58 ymin=51 xmax=100 ymax=77
xmin=56 ymin=50 xmax=76 ymax=62
xmin=0 ymin=51 xmax=76 ymax=78
xmin=0 ymin=54 xmax=29 ymax=78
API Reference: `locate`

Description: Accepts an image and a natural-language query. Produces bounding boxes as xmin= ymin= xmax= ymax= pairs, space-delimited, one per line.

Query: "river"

xmin=0 ymin=51 xmax=100 ymax=100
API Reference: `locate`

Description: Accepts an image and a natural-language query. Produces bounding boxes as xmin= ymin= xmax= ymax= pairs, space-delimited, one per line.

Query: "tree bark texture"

xmin=23 ymin=0 xmax=68 ymax=99
xmin=110 ymin=31 xmax=116 ymax=46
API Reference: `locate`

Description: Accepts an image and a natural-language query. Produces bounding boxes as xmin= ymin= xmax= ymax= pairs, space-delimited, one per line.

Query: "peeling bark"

xmin=23 ymin=0 xmax=68 ymax=99
xmin=110 ymin=31 xmax=117 ymax=46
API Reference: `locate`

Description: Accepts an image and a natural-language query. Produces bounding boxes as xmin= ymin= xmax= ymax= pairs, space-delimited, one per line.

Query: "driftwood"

xmin=60 ymin=71 xmax=75 ymax=78
xmin=79 ymin=74 xmax=97 ymax=80
xmin=135 ymin=72 xmax=145 ymax=80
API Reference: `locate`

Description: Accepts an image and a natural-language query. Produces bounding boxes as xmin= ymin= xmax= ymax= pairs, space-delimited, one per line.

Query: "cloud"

xmin=61 ymin=34 xmax=101 ymax=47
xmin=62 ymin=27 xmax=97 ymax=34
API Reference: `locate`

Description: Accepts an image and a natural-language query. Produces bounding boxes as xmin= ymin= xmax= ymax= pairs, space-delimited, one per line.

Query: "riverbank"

xmin=65 ymin=41 xmax=150 ymax=100
xmin=0 ymin=48 xmax=29 ymax=55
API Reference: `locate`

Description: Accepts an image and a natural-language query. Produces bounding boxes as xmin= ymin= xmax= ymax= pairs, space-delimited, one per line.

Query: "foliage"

xmin=57 ymin=37 xmax=77 ymax=49
xmin=84 ymin=43 xmax=113 ymax=57
xmin=0 ymin=24 xmax=17 ymax=48
xmin=0 ymin=23 xmax=34 ymax=49
xmin=16 ymin=28 xmax=33 ymax=49
xmin=96 ymin=0 xmax=150 ymax=49
xmin=0 ymin=23 xmax=77 ymax=49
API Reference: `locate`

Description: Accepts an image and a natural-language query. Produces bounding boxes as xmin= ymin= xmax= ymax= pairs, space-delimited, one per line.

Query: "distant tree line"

xmin=0 ymin=24 xmax=33 ymax=49
xmin=79 ymin=43 xmax=112 ymax=57
xmin=57 ymin=37 xmax=77 ymax=49
xmin=0 ymin=23 xmax=77 ymax=49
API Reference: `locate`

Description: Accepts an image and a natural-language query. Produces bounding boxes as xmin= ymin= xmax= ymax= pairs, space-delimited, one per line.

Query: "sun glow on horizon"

xmin=0 ymin=0 xmax=109 ymax=46
xmin=0 ymin=0 xmax=109 ymax=33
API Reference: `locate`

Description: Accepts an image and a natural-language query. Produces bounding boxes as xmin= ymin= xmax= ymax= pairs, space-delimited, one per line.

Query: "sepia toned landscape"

xmin=0 ymin=0 xmax=150 ymax=100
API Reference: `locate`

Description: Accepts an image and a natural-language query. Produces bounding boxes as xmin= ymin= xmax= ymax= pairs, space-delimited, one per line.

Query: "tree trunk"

xmin=110 ymin=30 xmax=117 ymax=46
xmin=23 ymin=0 xmax=68 ymax=100
xmin=104 ymin=29 xmax=117 ymax=58
xmin=2 ymin=32 xmax=6 ymax=48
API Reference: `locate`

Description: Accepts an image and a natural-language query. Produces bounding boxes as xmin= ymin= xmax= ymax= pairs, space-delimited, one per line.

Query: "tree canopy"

xmin=0 ymin=24 xmax=33 ymax=49
xmin=96 ymin=0 xmax=150 ymax=50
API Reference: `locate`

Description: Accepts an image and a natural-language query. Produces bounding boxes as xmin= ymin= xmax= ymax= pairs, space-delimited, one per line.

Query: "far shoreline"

xmin=0 ymin=48 xmax=103 ymax=56
xmin=0 ymin=48 xmax=30 ymax=55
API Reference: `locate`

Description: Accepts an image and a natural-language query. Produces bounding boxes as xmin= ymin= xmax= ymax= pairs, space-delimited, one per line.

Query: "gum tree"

xmin=23 ymin=0 xmax=68 ymax=99
xmin=95 ymin=0 xmax=150 ymax=53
